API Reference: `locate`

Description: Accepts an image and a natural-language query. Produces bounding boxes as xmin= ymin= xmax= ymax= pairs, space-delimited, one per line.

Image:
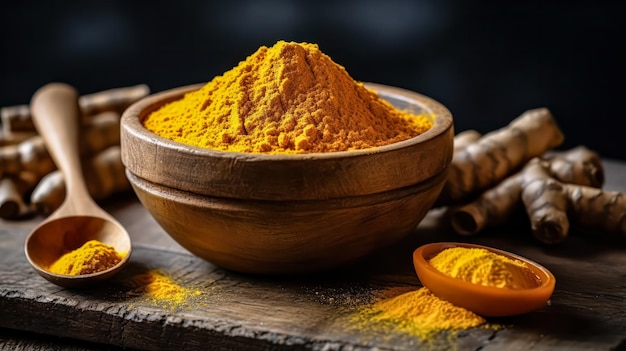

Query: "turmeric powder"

xmin=429 ymin=247 xmax=539 ymax=289
xmin=143 ymin=41 xmax=432 ymax=154
xmin=351 ymin=247 xmax=545 ymax=340
xmin=128 ymin=269 xmax=201 ymax=309
xmin=48 ymin=240 xmax=123 ymax=276
xmin=351 ymin=286 xmax=490 ymax=341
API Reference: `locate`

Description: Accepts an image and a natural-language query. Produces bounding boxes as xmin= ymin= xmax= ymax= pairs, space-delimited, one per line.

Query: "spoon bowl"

xmin=26 ymin=216 xmax=131 ymax=288
xmin=413 ymin=242 xmax=556 ymax=317
xmin=24 ymin=83 xmax=132 ymax=288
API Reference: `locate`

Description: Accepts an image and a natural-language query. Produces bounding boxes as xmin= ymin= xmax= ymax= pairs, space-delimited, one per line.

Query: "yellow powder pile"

xmin=143 ymin=40 xmax=432 ymax=154
xmin=48 ymin=240 xmax=123 ymax=276
xmin=128 ymin=269 xmax=201 ymax=309
xmin=429 ymin=247 xmax=539 ymax=289
xmin=352 ymin=287 xmax=488 ymax=341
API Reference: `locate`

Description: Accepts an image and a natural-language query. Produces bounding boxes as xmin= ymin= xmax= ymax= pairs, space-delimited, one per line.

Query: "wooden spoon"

xmin=24 ymin=83 xmax=131 ymax=288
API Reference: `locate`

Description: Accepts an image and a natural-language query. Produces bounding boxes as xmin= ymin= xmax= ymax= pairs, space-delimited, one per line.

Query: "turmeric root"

xmin=0 ymin=111 xmax=120 ymax=177
xmin=450 ymin=173 xmax=523 ymax=236
xmin=0 ymin=131 xmax=36 ymax=147
xmin=0 ymin=137 xmax=55 ymax=177
xmin=0 ymin=84 xmax=149 ymax=133
xmin=78 ymin=111 xmax=121 ymax=154
xmin=84 ymin=146 xmax=131 ymax=200
xmin=30 ymin=146 xmax=130 ymax=215
xmin=30 ymin=171 xmax=64 ymax=216
xmin=520 ymin=159 xmax=625 ymax=243
xmin=0 ymin=177 xmax=30 ymax=219
xmin=544 ymin=146 xmax=604 ymax=188
xmin=518 ymin=159 xmax=569 ymax=243
xmin=0 ymin=105 xmax=31 ymax=134
xmin=0 ymin=172 xmax=38 ymax=219
xmin=453 ymin=130 xmax=481 ymax=152
xmin=438 ymin=108 xmax=564 ymax=205
xmin=560 ymin=184 xmax=626 ymax=236
xmin=1 ymin=83 xmax=147 ymax=220
xmin=79 ymin=84 xmax=150 ymax=117
xmin=451 ymin=146 xmax=605 ymax=236
xmin=451 ymin=147 xmax=625 ymax=244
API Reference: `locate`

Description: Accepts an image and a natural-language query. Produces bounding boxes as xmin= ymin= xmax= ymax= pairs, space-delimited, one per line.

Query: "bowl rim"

xmin=121 ymin=82 xmax=454 ymax=200
xmin=121 ymin=82 xmax=453 ymax=161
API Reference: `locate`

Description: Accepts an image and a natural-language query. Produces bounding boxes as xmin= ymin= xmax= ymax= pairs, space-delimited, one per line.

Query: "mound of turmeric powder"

xmin=144 ymin=40 xmax=432 ymax=154
xmin=127 ymin=269 xmax=201 ymax=309
xmin=48 ymin=240 xmax=123 ymax=276
xmin=350 ymin=286 xmax=492 ymax=342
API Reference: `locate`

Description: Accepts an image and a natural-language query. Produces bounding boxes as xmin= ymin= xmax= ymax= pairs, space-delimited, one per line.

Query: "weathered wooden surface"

xmin=1 ymin=160 xmax=626 ymax=350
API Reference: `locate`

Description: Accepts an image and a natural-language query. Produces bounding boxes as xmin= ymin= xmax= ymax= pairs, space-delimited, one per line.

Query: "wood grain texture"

xmin=1 ymin=160 xmax=626 ymax=350
xmin=126 ymin=167 xmax=446 ymax=274
xmin=0 ymin=328 xmax=125 ymax=351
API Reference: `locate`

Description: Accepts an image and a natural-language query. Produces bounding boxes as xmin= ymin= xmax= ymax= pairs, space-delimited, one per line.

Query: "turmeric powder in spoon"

xmin=48 ymin=240 xmax=124 ymax=276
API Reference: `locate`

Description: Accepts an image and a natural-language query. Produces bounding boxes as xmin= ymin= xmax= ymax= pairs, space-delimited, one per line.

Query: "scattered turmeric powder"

xmin=48 ymin=240 xmax=123 ymax=276
xmin=349 ymin=247 xmax=539 ymax=341
xmin=429 ymin=247 xmax=539 ymax=289
xmin=351 ymin=286 xmax=491 ymax=341
xmin=128 ymin=269 xmax=201 ymax=308
xmin=143 ymin=40 xmax=432 ymax=154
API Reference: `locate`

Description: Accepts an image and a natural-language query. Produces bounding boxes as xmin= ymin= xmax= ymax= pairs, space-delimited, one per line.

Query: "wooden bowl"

xmin=120 ymin=83 xmax=454 ymax=274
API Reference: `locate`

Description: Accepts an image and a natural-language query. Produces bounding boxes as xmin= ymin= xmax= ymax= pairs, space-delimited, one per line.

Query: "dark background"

xmin=2 ymin=0 xmax=624 ymax=159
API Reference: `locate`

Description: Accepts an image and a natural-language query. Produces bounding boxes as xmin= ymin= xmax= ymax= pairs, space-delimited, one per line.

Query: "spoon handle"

xmin=30 ymin=83 xmax=91 ymax=202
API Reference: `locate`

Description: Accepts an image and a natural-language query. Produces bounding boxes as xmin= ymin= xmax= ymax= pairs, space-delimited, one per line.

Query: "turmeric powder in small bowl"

xmin=120 ymin=41 xmax=454 ymax=274
xmin=413 ymin=242 xmax=556 ymax=317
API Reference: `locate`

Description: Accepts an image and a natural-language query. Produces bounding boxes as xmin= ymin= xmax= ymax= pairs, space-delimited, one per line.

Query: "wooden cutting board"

xmin=2 ymin=161 xmax=626 ymax=351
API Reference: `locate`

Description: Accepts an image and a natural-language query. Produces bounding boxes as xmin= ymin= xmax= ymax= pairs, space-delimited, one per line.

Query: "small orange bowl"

xmin=413 ymin=242 xmax=556 ymax=317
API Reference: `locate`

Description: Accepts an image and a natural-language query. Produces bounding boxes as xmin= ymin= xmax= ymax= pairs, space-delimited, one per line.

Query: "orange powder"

xmin=143 ymin=40 xmax=432 ymax=154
